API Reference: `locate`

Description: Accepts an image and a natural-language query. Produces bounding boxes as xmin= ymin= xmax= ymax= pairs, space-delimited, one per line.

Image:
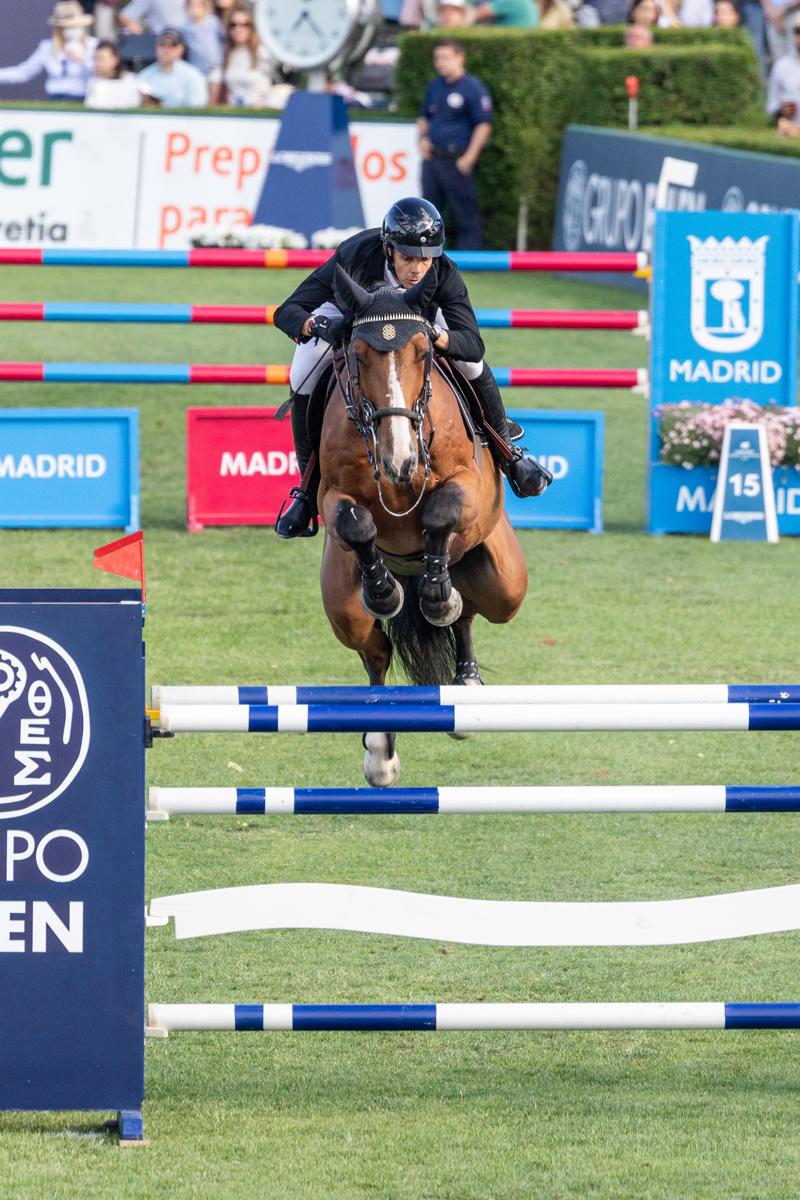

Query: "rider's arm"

xmin=435 ymin=266 xmax=485 ymax=362
xmin=273 ymin=256 xmax=338 ymax=341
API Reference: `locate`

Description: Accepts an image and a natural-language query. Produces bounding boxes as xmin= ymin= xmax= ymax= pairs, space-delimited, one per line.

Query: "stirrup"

xmin=275 ymin=487 xmax=319 ymax=539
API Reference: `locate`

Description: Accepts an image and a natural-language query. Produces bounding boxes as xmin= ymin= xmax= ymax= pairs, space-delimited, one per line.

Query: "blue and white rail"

xmin=147 ymin=1001 xmax=800 ymax=1034
xmin=147 ymin=784 xmax=800 ymax=818
xmin=156 ymin=701 xmax=800 ymax=734
xmin=151 ymin=683 xmax=800 ymax=707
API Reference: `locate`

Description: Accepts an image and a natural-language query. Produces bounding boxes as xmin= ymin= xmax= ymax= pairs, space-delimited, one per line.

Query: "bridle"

xmin=334 ymin=312 xmax=436 ymax=519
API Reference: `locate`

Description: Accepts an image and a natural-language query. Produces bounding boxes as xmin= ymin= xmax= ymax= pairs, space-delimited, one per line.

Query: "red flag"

xmin=93 ymin=531 xmax=146 ymax=601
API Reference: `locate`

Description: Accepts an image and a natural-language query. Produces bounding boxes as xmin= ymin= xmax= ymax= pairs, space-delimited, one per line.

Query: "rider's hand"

xmin=309 ymin=314 xmax=347 ymax=348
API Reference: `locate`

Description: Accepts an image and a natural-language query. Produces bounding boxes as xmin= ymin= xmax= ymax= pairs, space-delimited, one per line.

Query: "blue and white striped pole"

xmin=147 ymin=785 xmax=800 ymax=818
xmin=147 ymin=1002 xmax=800 ymax=1034
xmin=151 ymin=683 xmax=800 ymax=707
xmin=156 ymin=701 xmax=800 ymax=734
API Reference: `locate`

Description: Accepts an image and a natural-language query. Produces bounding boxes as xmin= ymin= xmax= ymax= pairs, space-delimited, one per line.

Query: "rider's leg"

xmin=435 ymin=306 xmax=552 ymax=500
xmin=275 ymin=302 xmax=341 ymax=539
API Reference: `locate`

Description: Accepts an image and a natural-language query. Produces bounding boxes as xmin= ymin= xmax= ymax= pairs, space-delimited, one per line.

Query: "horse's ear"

xmin=334 ymin=265 xmax=371 ymax=315
xmin=402 ymin=263 xmax=439 ymax=312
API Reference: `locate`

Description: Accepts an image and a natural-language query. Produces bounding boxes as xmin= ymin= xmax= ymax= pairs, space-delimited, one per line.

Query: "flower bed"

xmin=656 ymin=400 xmax=800 ymax=470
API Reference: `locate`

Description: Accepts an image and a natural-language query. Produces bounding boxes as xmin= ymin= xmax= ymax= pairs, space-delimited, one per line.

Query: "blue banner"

xmin=506 ymin=409 xmax=604 ymax=532
xmin=648 ymin=211 xmax=799 ymax=535
xmin=553 ymin=126 xmax=800 ymax=288
xmin=0 ymin=408 xmax=139 ymax=531
xmin=0 ymin=590 xmax=144 ymax=1121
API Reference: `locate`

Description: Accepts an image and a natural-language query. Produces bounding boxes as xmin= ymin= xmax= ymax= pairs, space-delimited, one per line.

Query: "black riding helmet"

xmin=381 ymin=197 xmax=445 ymax=260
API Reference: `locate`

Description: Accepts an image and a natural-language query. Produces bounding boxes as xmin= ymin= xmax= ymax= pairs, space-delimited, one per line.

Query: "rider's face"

xmin=391 ymin=251 xmax=435 ymax=289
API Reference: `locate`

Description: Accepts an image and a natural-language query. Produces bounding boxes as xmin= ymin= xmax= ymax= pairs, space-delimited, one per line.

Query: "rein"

xmin=333 ymin=321 xmax=436 ymax=520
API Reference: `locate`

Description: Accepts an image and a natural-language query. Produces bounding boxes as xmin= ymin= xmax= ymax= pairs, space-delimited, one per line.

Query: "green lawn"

xmin=0 ymin=265 xmax=798 ymax=1199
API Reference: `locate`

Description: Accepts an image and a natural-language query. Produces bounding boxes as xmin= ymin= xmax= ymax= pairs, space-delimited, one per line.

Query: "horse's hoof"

xmin=363 ymin=732 xmax=400 ymax=787
xmin=420 ymin=587 xmax=463 ymax=628
xmin=448 ymin=670 xmax=482 ymax=739
xmin=363 ymin=580 xmax=404 ymax=621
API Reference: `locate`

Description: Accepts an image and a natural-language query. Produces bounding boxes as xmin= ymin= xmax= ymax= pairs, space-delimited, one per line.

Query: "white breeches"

xmin=288 ymin=302 xmax=484 ymax=394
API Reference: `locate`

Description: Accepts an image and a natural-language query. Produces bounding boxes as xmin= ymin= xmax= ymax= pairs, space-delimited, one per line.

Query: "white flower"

xmin=311 ymin=226 xmax=363 ymax=248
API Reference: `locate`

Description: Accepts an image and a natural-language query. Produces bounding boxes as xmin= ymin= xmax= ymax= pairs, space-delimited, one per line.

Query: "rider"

xmin=273 ymin=196 xmax=552 ymax=539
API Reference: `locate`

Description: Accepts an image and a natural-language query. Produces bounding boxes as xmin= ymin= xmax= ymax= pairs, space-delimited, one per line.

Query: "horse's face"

xmin=352 ymin=330 xmax=430 ymax=486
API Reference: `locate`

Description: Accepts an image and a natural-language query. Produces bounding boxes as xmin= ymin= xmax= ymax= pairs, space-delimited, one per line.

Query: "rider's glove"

xmin=309 ymin=314 xmax=348 ymax=348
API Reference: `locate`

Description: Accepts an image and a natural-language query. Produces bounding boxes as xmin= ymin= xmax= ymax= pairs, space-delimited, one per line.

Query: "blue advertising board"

xmin=648 ymin=211 xmax=799 ymax=535
xmin=0 ymin=590 xmax=145 ymax=1137
xmin=553 ymin=126 xmax=800 ymax=289
xmin=0 ymin=408 xmax=139 ymax=531
xmin=505 ymin=409 xmax=604 ymax=532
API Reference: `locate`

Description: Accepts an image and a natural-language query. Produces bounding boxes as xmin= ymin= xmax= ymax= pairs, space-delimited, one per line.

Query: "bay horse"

xmin=318 ymin=265 xmax=528 ymax=786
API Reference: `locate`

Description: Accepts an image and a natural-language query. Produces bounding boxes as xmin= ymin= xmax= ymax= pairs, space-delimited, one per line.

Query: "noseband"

xmin=335 ymin=311 xmax=436 ymax=518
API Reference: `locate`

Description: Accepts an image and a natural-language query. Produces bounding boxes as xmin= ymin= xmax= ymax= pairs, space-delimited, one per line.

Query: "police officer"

xmin=273 ymin=197 xmax=551 ymax=539
xmin=417 ymin=38 xmax=492 ymax=250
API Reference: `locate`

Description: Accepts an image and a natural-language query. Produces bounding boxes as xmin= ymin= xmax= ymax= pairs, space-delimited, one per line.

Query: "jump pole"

xmin=147 ymin=1002 xmax=800 ymax=1034
xmin=0 ymin=363 xmax=648 ymax=390
xmin=151 ymin=683 xmax=800 ymax=707
xmin=0 ymin=302 xmax=648 ymax=333
xmin=156 ymin=701 xmax=800 ymax=734
xmin=147 ymin=784 xmax=800 ymax=818
xmin=0 ymin=247 xmax=648 ymax=273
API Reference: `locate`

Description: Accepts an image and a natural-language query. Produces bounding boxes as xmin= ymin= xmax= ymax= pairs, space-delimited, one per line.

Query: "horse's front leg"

xmin=418 ymin=481 xmax=469 ymax=627
xmin=334 ymin=500 xmax=404 ymax=620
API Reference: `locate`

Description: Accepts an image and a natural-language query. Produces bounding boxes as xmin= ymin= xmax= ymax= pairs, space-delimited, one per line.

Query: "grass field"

xmin=1 ymin=264 xmax=799 ymax=1200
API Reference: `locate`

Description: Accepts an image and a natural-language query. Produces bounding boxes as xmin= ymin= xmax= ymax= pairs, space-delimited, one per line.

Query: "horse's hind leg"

xmin=453 ymin=609 xmax=482 ymax=685
xmin=334 ymin=501 xmax=404 ymax=620
xmin=419 ymin=483 xmax=464 ymax=628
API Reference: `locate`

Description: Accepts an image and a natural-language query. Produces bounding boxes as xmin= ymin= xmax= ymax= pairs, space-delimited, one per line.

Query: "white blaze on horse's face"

xmin=381 ymin=350 xmax=419 ymax=484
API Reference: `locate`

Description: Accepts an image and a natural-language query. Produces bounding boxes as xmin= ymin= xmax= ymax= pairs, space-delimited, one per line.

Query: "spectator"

xmin=208 ymin=4 xmax=276 ymax=105
xmin=629 ymin=0 xmax=680 ymax=27
xmin=576 ymin=0 xmax=630 ymax=24
xmin=137 ymin=27 xmax=208 ymax=104
xmin=472 ymin=0 xmax=539 ymax=23
xmin=713 ymin=0 xmax=741 ymax=23
xmin=540 ymin=0 xmax=575 ymax=27
xmin=214 ymin=0 xmax=238 ymax=26
xmin=120 ymin=0 xmax=185 ymax=34
xmin=182 ymin=0 xmax=224 ymax=74
xmin=625 ymin=21 xmax=654 ymax=41
xmin=0 ymin=2 xmax=97 ymax=101
xmin=765 ymin=1 xmax=799 ymax=62
xmin=767 ymin=23 xmax=800 ymax=117
xmin=85 ymin=37 xmax=141 ymax=104
xmin=436 ymin=0 xmax=472 ymax=25
xmin=418 ymin=37 xmax=492 ymax=248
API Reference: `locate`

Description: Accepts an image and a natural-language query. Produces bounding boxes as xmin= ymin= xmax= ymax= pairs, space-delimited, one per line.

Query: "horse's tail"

xmin=383 ymin=576 xmax=456 ymax=685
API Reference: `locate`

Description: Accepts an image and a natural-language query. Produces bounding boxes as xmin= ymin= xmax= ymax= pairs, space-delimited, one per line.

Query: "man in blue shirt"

xmin=137 ymin=27 xmax=208 ymax=107
xmin=417 ymin=38 xmax=492 ymax=249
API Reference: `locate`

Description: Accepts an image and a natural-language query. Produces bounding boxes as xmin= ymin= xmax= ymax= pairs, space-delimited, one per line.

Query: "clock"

xmin=256 ymin=0 xmax=381 ymax=74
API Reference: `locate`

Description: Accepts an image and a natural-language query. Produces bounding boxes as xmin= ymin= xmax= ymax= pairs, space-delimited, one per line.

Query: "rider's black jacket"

xmin=273 ymin=227 xmax=485 ymax=363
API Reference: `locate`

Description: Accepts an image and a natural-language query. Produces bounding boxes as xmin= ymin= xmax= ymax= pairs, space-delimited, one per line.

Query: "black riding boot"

xmin=472 ymin=364 xmax=553 ymax=499
xmin=275 ymin=393 xmax=318 ymax=538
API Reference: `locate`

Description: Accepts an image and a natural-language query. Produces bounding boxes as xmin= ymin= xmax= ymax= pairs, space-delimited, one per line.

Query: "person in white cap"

xmin=0 ymin=2 xmax=97 ymax=101
xmin=437 ymin=0 xmax=473 ymax=26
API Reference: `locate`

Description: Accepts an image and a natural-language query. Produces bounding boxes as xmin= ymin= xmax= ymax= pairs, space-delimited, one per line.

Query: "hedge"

xmin=395 ymin=27 xmax=762 ymax=248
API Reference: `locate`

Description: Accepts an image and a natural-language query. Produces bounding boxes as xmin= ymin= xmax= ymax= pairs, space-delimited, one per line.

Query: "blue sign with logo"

xmin=553 ymin=125 xmax=800 ymax=289
xmin=0 ymin=590 xmax=144 ymax=1135
xmin=648 ymin=211 xmax=799 ymax=535
xmin=505 ymin=409 xmax=604 ymax=532
xmin=0 ymin=408 xmax=139 ymax=531
xmin=252 ymin=91 xmax=364 ymax=241
xmin=709 ymin=423 xmax=778 ymax=542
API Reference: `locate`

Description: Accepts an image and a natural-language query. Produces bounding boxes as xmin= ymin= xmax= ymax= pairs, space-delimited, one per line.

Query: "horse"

xmin=317 ymin=265 xmax=528 ymax=786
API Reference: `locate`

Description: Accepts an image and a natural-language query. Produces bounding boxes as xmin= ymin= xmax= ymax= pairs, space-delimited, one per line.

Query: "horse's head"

xmin=335 ymin=265 xmax=438 ymax=486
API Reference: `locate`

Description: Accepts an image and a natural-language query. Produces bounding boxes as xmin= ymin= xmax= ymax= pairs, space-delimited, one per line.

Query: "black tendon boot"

xmin=472 ymin=364 xmax=553 ymax=499
xmin=275 ymin=393 xmax=318 ymax=538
